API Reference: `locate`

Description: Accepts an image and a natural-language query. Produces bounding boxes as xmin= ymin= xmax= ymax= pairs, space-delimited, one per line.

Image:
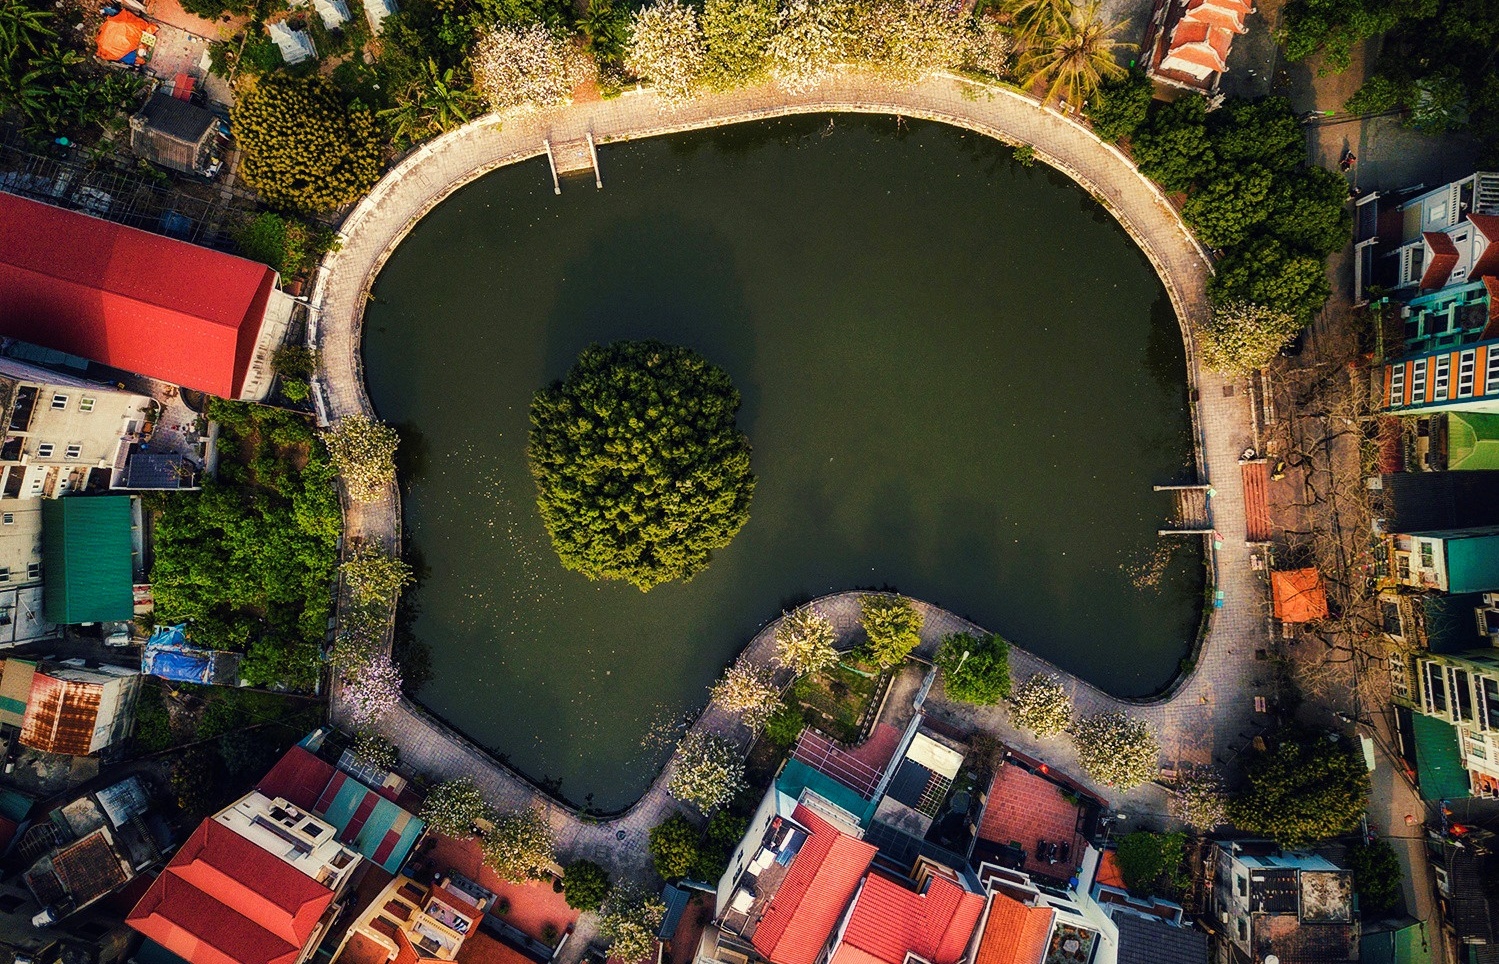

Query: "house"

xmin=1427 ymin=830 xmax=1499 ymax=960
xmin=1357 ymin=172 xmax=1499 ymax=304
xmin=41 ymin=496 xmax=135 ymax=625
xmin=329 ymin=873 xmax=489 ymax=964
xmin=1090 ymin=857 xmax=1208 ymax=964
xmin=364 ymin=0 xmax=398 ymax=33
xmin=268 ymin=22 xmax=316 ymax=65
xmin=824 ymin=867 xmax=984 ymax=964
xmin=1270 ymin=568 xmax=1329 ymax=624
xmin=970 ymin=849 xmax=1121 ymax=964
xmin=1383 ymin=525 xmax=1499 ymax=593
xmin=1391 ymin=617 xmax=1499 ymax=798
xmin=1210 ymin=841 xmax=1357 ymax=963
xmin=17 ymin=661 xmax=143 ymax=756
xmin=126 ymin=789 xmax=363 ymax=964
xmin=0 ymin=191 xmax=295 ymax=401
xmin=129 ymin=93 xmax=229 ymax=178
xmin=307 ymin=0 xmax=351 ymax=28
xmin=1141 ymin=0 xmax=1256 ymax=94
xmin=0 ymin=500 xmax=51 ymax=646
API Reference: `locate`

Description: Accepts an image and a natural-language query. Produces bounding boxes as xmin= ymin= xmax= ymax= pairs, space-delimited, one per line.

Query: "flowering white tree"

xmin=1168 ymin=765 xmax=1229 ymax=832
xmin=669 ymin=731 xmax=744 ymax=810
xmin=599 ymin=884 xmax=666 ymax=964
xmin=1198 ymin=301 xmax=1303 ymax=376
xmin=473 ymin=23 xmax=592 ymax=116
xmin=774 ymin=606 xmax=840 ymax=675
xmin=342 ymin=541 xmax=413 ymax=606
xmin=353 ymin=731 xmax=399 ymax=770
xmin=709 ymin=659 xmax=782 ymax=729
xmin=344 ymin=653 xmax=403 ymax=729
xmin=421 ymin=777 xmax=489 ymax=838
xmin=767 ymin=0 xmax=850 ymax=93
xmin=1009 ymin=673 xmax=1072 ymax=736
xmin=860 ymin=0 xmax=975 ymax=82
xmin=324 ymin=414 xmax=399 ymax=504
xmin=964 ymin=16 xmax=1011 ymax=78
xmin=1071 ymin=712 xmax=1159 ymax=790
xmin=482 ymin=807 xmax=556 ymax=882
xmin=625 ymin=0 xmax=706 ymax=102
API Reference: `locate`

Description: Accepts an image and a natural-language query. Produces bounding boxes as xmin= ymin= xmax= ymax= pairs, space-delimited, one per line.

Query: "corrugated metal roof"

xmin=1411 ymin=713 xmax=1471 ymax=801
xmin=42 ymin=496 xmax=134 ymax=624
xmin=20 ymin=671 xmax=104 ymax=756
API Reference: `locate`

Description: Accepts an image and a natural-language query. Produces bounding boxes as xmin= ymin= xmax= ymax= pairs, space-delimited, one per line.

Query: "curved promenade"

xmin=311 ymin=72 xmax=1266 ymax=892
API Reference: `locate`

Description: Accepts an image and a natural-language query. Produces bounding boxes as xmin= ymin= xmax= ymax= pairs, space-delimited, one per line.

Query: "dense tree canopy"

xmin=563 ymin=860 xmax=612 ymax=911
xmin=233 ymin=75 xmax=383 ymax=213
xmin=1115 ymin=831 xmax=1186 ymax=897
xmin=1229 ymin=733 xmax=1370 ymax=848
xmin=649 ymin=814 xmax=701 ymax=880
xmin=935 ymin=632 xmax=1012 ymax=704
xmin=0 ymin=1 xmax=144 ymax=138
xmin=528 ymin=341 xmax=755 ymax=591
xmin=1086 ymin=68 xmax=1152 ymax=142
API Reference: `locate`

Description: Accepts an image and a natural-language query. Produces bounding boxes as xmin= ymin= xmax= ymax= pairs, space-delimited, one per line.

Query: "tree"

xmin=379 ymin=59 xmax=482 ymax=147
xmin=1276 ymin=0 xmax=1413 ymax=72
xmin=774 ymin=605 xmax=840 ymax=676
xmin=1167 ymin=765 xmax=1229 ymax=832
xmin=421 ymin=778 xmax=489 ymax=838
xmin=563 ymin=859 xmax=612 ymax=911
xmin=1229 ymin=733 xmax=1370 ymax=848
xmin=1009 ymin=673 xmax=1072 ymax=736
xmin=599 ymin=885 xmax=666 ymax=964
xmin=1180 ymin=166 xmax=1275 ymax=249
xmin=709 ymin=660 xmax=783 ymax=729
xmin=1086 ymin=68 xmax=1152 ymax=142
xmin=649 ymin=813 xmax=701 ymax=879
xmin=935 ymin=632 xmax=1012 ymax=704
xmin=859 ymin=594 xmax=923 ymax=668
xmin=766 ymin=0 xmax=847 ymax=93
xmin=232 ymin=75 xmax=382 ymax=213
xmin=472 ymin=23 xmax=590 ymax=115
xmin=353 ymin=732 xmax=400 ymax=770
xmin=324 ymin=414 xmax=400 ymax=503
xmin=626 ymin=0 xmax=705 ymax=102
xmin=1208 ymin=238 xmax=1331 ymax=320
xmin=1115 ymin=831 xmax=1186 ymax=897
xmin=1348 ymin=839 xmax=1403 ymax=918
xmin=1198 ymin=301 xmax=1304 ymax=376
xmin=693 ymin=810 xmax=749 ymax=880
xmin=344 ymin=654 xmax=404 ymax=729
xmin=763 ymin=704 xmax=806 ymax=748
xmin=700 ymin=0 xmax=778 ymax=89
xmin=1266 ymin=165 xmax=1353 ymax=256
xmin=1132 ymin=96 xmax=1215 ymax=193
xmin=669 ymin=731 xmax=745 ymax=810
xmin=342 ymin=542 xmax=414 ymax=607
xmin=1016 ymin=1 xmax=1131 ymax=111
xmin=1210 ymin=96 xmax=1307 ymax=172
xmin=273 ymin=343 xmax=319 ymax=380
xmin=582 ymin=0 xmax=633 ymax=61
xmin=1071 ymin=712 xmax=1158 ymax=789
xmin=528 ymin=341 xmax=756 ymax=591
xmin=482 ymin=807 xmax=556 ymax=882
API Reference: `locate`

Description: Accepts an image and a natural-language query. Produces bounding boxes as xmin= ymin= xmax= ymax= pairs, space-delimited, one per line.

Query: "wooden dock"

xmin=543 ymin=134 xmax=602 ymax=193
xmin=1155 ymin=483 xmax=1213 ymax=535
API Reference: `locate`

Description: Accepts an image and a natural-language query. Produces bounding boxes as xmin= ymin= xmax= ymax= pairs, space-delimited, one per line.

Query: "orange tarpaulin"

xmin=1271 ymin=568 xmax=1329 ymax=623
xmin=96 ymin=10 xmax=155 ymax=62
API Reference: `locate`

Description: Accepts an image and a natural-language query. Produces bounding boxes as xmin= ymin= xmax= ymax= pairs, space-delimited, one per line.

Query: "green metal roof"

xmin=1442 ymin=531 xmax=1499 ymax=594
xmin=1361 ymin=921 xmax=1433 ymax=964
xmin=1449 ymin=414 xmax=1499 ymax=471
xmin=1411 ymin=713 xmax=1471 ymax=801
xmin=41 ymin=496 xmax=134 ymax=624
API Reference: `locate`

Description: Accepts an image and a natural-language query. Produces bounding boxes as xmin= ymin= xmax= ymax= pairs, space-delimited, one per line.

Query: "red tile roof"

xmin=0 ymin=192 xmax=277 ymax=398
xmin=1468 ymin=213 xmax=1499 ymax=282
xmin=126 ymin=819 xmax=334 ymax=964
xmin=831 ymin=873 xmax=984 ymax=964
xmin=751 ymin=805 xmax=878 ymax=964
xmin=1421 ymin=231 xmax=1460 ymax=290
xmin=259 ymin=745 xmax=338 ymax=812
xmin=972 ymin=893 xmax=1053 ymax=964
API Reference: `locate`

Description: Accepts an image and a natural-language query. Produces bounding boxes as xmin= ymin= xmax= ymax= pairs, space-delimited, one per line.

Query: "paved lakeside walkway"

xmin=311 ymin=71 xmax=1269 ymax=907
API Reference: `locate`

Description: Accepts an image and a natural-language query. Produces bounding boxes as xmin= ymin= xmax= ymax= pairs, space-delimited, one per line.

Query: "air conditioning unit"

xmin=1219 ymin=911 xmax=1229 ymax=924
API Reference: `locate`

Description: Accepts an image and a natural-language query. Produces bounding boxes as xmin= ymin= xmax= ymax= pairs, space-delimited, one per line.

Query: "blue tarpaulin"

xmin=142 ymin=625 xmax=241 ymax=685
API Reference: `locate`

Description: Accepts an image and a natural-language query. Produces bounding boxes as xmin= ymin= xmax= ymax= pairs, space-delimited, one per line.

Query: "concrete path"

xmin=310 ymin=69 xmax=1270 ymax=917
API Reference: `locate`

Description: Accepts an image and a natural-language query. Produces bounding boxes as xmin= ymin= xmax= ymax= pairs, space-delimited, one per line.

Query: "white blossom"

xmin=421 ymin=778 xmax=489 ymax=838
xmin=482 ymin=807 xmax=556 ymax=882
xmin=626 ymin=0 xmax=706 ymax=103
xmin=1009 ymin=673 xmax=1072 ymax=736
xmin=669 ymin=731 xmax=744 ymax=810
xmin=324 ymin=414 xmax=399 ymax=504
xmin=774 ymin=605 xmax=840 ymax=676
xmin=709 ymin=659 xmax=782 ymax=729
xmin=473 ymin=23 xmax=593 ymax=116
xmin=1168 ymin=765 xmax=1229 ymax=832
xmin=344 ymin=653 xmax=403 ymax=730
xmin=600 ymin=884 xmax=666 ymax=964
xmin=1071 ymin=711 xmax=1159 ymax=790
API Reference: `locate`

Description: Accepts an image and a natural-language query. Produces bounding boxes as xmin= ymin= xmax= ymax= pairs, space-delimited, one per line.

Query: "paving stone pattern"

xmin=310 ymin=72 xmax=1271 ymax=939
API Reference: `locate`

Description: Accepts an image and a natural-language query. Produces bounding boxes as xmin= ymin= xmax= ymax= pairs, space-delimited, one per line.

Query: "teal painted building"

xmin=41 ymin=496 xmax=133 ymax=624
xmin=1388 ymin=526 xmax=1499 ymax=593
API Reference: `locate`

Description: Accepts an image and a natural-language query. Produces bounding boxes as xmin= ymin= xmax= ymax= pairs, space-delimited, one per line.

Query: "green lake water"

xmin=362 ymin=114 xmax=1204 ymax=811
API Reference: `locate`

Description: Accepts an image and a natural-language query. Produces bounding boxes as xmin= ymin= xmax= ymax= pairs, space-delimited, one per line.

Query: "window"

xmin=64 ymin=444 xmax=81 ymax=460
xmin=1 ymin=513 xmax=11 ymax=526
xmin=1427 ymin=661 xmax=1449 ymax=715
xmin=1236 ymin=919 xmax=1247 ymax=943
xmin=1484 ymin=678 xmax=1499 ymax=732
xmin=1489 ymin=349 xmax=1499 ymax=396
xmin=1434 ymin=354 xmax=1451 ymax=399
xmin=1411 ymin=358 xmax=1429 ymax=403
xmin=26 ymin=563 xmax=38 ymax=581
xmin=0 ymin=569 xmax=10 ymax=583
xmin=1454 ymin=668 xmax=1475 ymax=723
xmin=1390 ymin=364 xmax=1406 ymax=407
xmin=50 ymin=393 xmax=67 ymax=410
xmin=1420 ymin=540 xmax=1436 ymax=569
xmin=1460 ymin=350 xmax=1477 ymax=397
xmin=35 ymin=442 xmax=53 ymax=458
xmin=1236 ymin=876 xmax=1247 ymax=897
xmin=79 ymin=396 xmax=95 ymax=413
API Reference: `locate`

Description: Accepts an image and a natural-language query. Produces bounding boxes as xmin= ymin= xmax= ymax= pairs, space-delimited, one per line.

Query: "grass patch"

xmin=791 ymin=661 xmax=881 ymax=744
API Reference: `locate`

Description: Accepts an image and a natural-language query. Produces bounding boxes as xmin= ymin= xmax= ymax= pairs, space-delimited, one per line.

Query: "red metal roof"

xmin=0 ymin=192 xmax=277 ymax=398
xmin=126 ymin=818 xmax=334 ymax=964
xmin=1241 ymin=459 xmax=1273 ymax=544
xmin=973 ymin=893 xmax=1052 ymax=964
xmin=831 ymin=872 xmax=984 ymax=964
xmin=259 ymin=745 xmax=338 ymax=811
xmin=751 ymin=805 xmax=878 ymax=964
xmin=1271 ymin=568 xmax=1329 ymax=623
xmin=1421 ymin=231 xmax=1460 ymax=291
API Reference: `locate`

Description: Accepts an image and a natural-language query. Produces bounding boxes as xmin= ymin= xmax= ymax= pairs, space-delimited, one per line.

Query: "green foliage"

xmin=528 ymin=341 xmax=756 ymax=592
xmin=149 ymin=402 xmax=337 ymax=692
xmin=234 ymin=213 xmax=290 ymax=271
xmin=700 ymin=0 xmax=778 ymax=89
xmin=171 ymin=746 xmax=226 ymax=821
xmin=858 ymin=594 xmax=923 ymax=669
xmin=1086 ymin=67 xmax=1153 ymax=142
xmin=1114 ymin=831 xmax=1186 ymax=897
xmin=1211 ymin=96 xmax=1307 ymax=172
xmin=239 ymin=27 xmax=286 ymax=76
xmin=342 ymin=542 xmax=414 ymax=607
xmin=1208 ymin=238 xmax=1331 ymax=321
xmin=0 ymin=3 xmax=145 ymax=139
xmin=421 ymin=777 xmax=489 ymax=838
xmin=935 ymin=632 xmax=1011 ymax=704
xmin=1181 ymin=166 xmax=1275 ymax=249
xmin=600 ymin=885 xmax=666 ymax=964
xmin=693 ymin=810 xmax=749 ymax=881
xmin=1265 ymin=166 xmax=1353 ymax=255
xmin=1131 ymin=96 xmax=1215 ymax=193
xmin=563 ymin=859 xmax=612 ymax=911
xmin=1348 ymin=839 xmax=1403 ymax=918
xmin=1228 ymin=733 xmax=1370 ymax=848
xmin=1277 ymin=0 xmax=1429 ymax=72
xmin=481 ymin=807 xmax=556 ymax=882
xmin=378 ymin=59 xmax=481 ymax=148
xmin=233 ymin=74 xmax=383 ymax=213
xmin=649 ymin=813 xmax=701 ymax=880
xmin=133 ymin=684 xmax=175 ymax=752
xmin=762 ymin=704 xmax=806 ymax=749
xmin=581 ymin=0 xmax=632 ymax=62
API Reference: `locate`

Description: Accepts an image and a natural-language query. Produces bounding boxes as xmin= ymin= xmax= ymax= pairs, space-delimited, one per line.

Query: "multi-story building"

xmin=1357 ymin=171 xmax=1499 ymax=304
xmin=1383 ymin=526 xmax=1499 ymax=593
xmin=0 ymin=498 xmax=49 ymax=645
xmin=1140 ymin=0 xmax=1256 ymax=95
xmin=1210 ymin=841 xmax=1357 ymax=963
xmin=330 ymin=874 xmax=490 ymax=964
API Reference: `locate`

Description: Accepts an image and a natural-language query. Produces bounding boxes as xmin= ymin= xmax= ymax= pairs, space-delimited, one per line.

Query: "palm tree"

xmin=1017 ymin=1 xmax=1132 ymax=111
xmin=1001 ymin=0 xmax=1071 ymax=51
xmin=379 ymin=60 xmax=481 ymax=146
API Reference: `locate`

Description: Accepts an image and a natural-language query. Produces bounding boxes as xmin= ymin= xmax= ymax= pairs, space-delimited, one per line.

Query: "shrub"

xmin=1207 ymin=238 xmax=1331 ymax=321
xmin=693 ymin=810 xmax=749 ymax=880
xmin=232 ymin=75 xmax=382 ymax=213
xmin=1198 ymin=301 xmax=1304 ymax=376
xmin=1071 ymin=712 xmax=1159 ymax=789
xmin=563 ymin=859 xmax=612 ymax=911
xmin=482 ymin=807 xmax=556 ymax=882
xmin=1009 ymin=673 xmax=1072 ymax=736
xmin=649 ymin=813 xmax=701 ymax=880
xmin=935 ymin=632 xmax=1011 ymax=704
xmin=324 ymin=414 xmax=400 ymax=503
xmin=669 ymin=732 xmax=744 ymax=811
xmin=763 ymin=704 xmax=806 ymax=749
xmin=1115 ymin=831 xmax=1187 ymax=897
xmin=235 ymin=212 xmax=289 ymax=271
xmin=273 ymin=344 xmax=319 ymax=380
xmin=528 ymin=341 xmax=755 ymax=591
xmin=709 ymin=660 xmax=782 ymax=729
xmin=626 ymin=0 xmax=705 ymax=101
xmin=281 ymin=378 xmax=311 ymax=403
xmin=599 ymin=885 xmax=666 ymax=964
xmin=421 ymin=778 xmax=488 ymax=838
xmin=1229 ymin=732 xmax=1369 ymax=848
xmin=858 ymin=594 xmax=923 ymax=669
xmin=774 ymin=605 xmax=839 ymax=676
